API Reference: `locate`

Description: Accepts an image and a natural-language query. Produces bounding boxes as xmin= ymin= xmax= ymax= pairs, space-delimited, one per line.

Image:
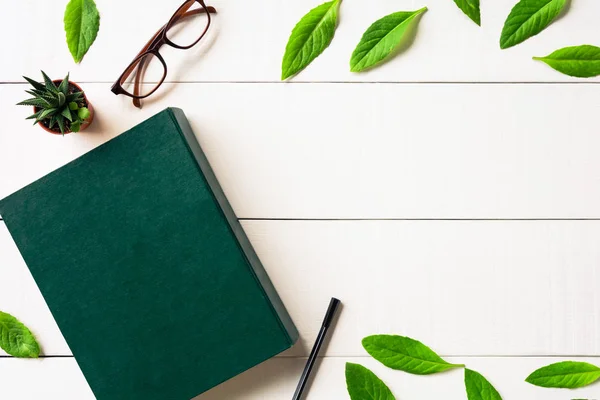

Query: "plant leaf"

xmin=69 ymin=101 xmax=79 ymax=110
xmin=465 ymin=369 xmax=503 ymax=400
xmin=61 ymin=107 xmax=73 ymax=122
xmin=0 ymin=311 xmax=40 ymax=358
xmin=57 ymin=92 xmax=66 ymax=107
xmin=66 ymin=92 xmax=83 ymax=103
xmin=71 ymin=120 xmax=81 ymax=132
xmin=41 ymin=71 xmax=58 ymax=92
xmin=453 ymin=0 xmax=481 ymax=25
xmin=78 ymin=107 xmax=90 ymax=120
xmin=16 ymin=98 xmax=48 ymax=107
xmin=346 ymin=363 xmax=396 ymax=400
xmin=23 ymin=76 xmax=45 ymax=91
xmin=281 ymin=0 xmax=341 ymax=80
xmin=525 ymin=361 xmax=600 ymax=389
xmin=25 ymin=89 xmax=47 ymax=99
xmin=38 ymin=108 xmax=57 ymax=121
xmin=40 ymin=93 xmax=59 ymax=108
xmin=500 ymin=0 xmax=566 ymax=49
xmin=58 ymin=74 xmax=70 ymax=96
xmin=350 ymin=7 xmax=427 ymax=73
xmin=533 ymin=45 xmax=600 ymax=78
xmin=362 ymin=335 xmax=463 ymax=375
xmin=57 ymin=117 xmax=66 ymax=134
xmin=26 ymin=110 xmax=43 ymax=121
xmin=64 ymin=0 xmax=101 ymax=63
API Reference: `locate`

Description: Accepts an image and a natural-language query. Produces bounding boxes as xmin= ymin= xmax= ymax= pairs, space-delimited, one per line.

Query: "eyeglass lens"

xmin=166 ymin=0 xmax=211 ymax=48
xmin=120 ymin=53 xmax=166 ymax=98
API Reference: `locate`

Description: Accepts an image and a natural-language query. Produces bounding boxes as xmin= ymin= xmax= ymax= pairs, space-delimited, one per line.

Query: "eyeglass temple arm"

xmin=127 ymin=6 xmax=217 ymax=107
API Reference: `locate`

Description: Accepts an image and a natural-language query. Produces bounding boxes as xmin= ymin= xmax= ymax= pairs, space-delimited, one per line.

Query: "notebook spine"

xmin=169 ymin=108 xmax=299 ymax=345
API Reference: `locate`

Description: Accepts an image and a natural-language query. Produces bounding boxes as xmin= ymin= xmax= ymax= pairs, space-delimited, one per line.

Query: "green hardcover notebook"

xmin=0 ymin=108 xmax=298 ymax=400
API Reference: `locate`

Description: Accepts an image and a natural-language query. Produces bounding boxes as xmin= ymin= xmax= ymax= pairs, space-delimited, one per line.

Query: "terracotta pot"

xmin=34 ymin=80 xmax=94 ymax=135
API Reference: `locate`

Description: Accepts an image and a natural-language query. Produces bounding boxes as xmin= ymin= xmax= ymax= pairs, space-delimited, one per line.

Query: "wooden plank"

xmin=4 ymin=1 xmax=600 ymax=83
xmin=1 ymin=356 xmax=599 ymax=399
xmin=3 ymin=83 xmax=600 ymax=218
xmin=204 ymin=357 xmax=600 ymax=400
xmin=249 ymin=220 xmax=600 ymax=357
xmin=0 ymin=357 xmax=95 ymax=399
xmin=0 ymin=222 xmax=71 ymax=355
xmin=2 ymin=220 xmax=599 ymax=356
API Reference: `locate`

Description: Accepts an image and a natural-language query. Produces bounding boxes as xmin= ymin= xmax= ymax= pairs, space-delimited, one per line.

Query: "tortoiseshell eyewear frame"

xmin=111 ymin=0 xmax=217 ymax=108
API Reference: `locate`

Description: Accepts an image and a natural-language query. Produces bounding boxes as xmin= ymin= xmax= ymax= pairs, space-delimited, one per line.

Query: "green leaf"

xmin=41 ymin=71 xmax=58 ymax=92
xmin=453 ymin=0 xmax=481 ymax=25
xmin=58 ymin=74 xmax=70 ymax=96
xmin=281 ymin=0 xmax=341 ymax=80
xmin=500 ymin=0 xmax=566 ymax=49
xmin=57 ymin=92 xmax=66 ymax=107
xmin=362 ymin=335 xmax=463 ymax=375
xmin=64 ymin=0 xmax=101 ymax=63
xmin=69 ymin=101 xmax=79 ymax=110
xmin=78 ymin=107 xmax=90 ymax=120
xmin=533 ymin=45 xmax=600 ymax=78
xmin=61 ymin=107 xmax=73 ymax=122
xmin=25 ymin=89 xmax=47 ymax=99
xmin=40 ymin=93 xmax=60 ymax=108
xmin=465 ymin=369 xmax=503 ymax=400
xmin=350 ymin=7 xmax=427 ymax=73
xmin=0 ymin=311 xmax=40 ymax=358
xmin=23 ymin=76 xmax=45 ymax=91
xmin=16 ymin=98 xmax=48 ymax=107
xmin=525 ymin=361 xmax=600 ymax=389
xmin=57 ymin=117 xmax=66 ymax=134
xmin=71 ymin=120 xmax=81 ymax=132
xmin=346 ymin=363 xmax=396 ymax=400
xmin=66 ymin=92 xmax=83 ymax=103
xmin=38 ymin=108 xmax=58 ymax=120
xmin=26 ymin=110 xmax=43 ymax=121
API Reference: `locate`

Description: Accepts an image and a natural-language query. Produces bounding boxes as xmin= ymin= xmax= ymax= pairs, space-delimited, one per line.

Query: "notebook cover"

xmin=0 ymin=108 xmax=298 ymax=400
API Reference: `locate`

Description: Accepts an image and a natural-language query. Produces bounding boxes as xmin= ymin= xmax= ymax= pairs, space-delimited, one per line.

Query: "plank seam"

xmin=238 ymin=218 xmax=600 ymax=221
xmin=8 ymin=218 xmax=600 ymax=222
xmin=1 ymin=81 xmax=600 ymax=85
xmin=2 ymin=355 xmax=599 ymax=359
xmin=5 ymin=217 xmax=600 ymax=222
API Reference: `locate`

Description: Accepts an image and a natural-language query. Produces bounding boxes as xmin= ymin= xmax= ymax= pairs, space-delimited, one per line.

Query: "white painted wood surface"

xmin=3 ymin=0 xmax=600 ymax=82
xmin=2 ymin=357 xmax=600 ymax=399
xmin=1 ymin=0 xmax=600 ymax=398
xmin=4 ymin=220 xmax=600 ymax=357
xmin=2 ymin=83 xmax=600 ymax=219
xmin=2 ymin=220 xmax=600 ymax=397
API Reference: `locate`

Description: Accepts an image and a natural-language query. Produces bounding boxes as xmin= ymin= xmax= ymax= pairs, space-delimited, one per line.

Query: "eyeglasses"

xmin=111 ymin=0 xmax=217 ymax=108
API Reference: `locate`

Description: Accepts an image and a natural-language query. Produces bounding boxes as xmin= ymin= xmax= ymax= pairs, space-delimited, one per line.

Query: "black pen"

xmin=291 ymin=297 xmax=341 ymax=400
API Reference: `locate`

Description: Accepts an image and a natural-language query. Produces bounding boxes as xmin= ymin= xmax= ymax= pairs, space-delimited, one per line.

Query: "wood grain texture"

xmin=1 ymin=0 xmax=599 ymax=82
xmin=3 ymin=0 xmax=600 ymax=397
xmin=3 ymin=220 xmax=599 ymax=356
xmin=3 ymin=83 xmax=600 ymax=219
xmin=1 ymin=357 xmax=599 ymax=399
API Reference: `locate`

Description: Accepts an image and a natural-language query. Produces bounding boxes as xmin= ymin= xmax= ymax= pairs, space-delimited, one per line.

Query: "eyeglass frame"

xmin=111 ymin=0 xmax=217 ymax=108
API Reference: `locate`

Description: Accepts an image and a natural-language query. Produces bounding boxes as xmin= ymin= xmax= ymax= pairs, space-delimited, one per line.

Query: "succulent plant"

xmin=17 ymin=71 xmax=90 ymax=134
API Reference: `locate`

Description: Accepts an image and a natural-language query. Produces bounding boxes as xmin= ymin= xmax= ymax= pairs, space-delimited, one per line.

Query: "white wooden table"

xmin=1 ymin=0 xmax=600 ymax=398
